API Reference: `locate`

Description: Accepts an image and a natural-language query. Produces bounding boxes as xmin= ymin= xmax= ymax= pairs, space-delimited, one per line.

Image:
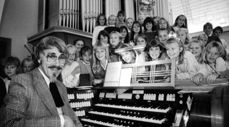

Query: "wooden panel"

xmin=0 ymin=37 xmax=11 ymax=59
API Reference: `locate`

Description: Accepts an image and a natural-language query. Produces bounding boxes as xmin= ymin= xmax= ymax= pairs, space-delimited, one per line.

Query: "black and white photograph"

xmin=0 ymin=0 xmax=229 ymax=127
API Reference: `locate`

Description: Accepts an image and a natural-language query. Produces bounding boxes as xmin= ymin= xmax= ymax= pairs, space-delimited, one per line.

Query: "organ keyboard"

xmin=80 ymin=88 xmax=188 ymax=127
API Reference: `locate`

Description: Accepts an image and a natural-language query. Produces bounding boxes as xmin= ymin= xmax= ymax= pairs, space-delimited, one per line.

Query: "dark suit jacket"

xmin=0 ymin=77 xmax=6 ymax=107
xmin=0 ymin=68 xmax=82 ymax=127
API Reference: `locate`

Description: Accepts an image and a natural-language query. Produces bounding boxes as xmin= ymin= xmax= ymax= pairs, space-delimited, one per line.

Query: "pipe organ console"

xmin=67 ymin=87 xmax=191 ymax=127
xmin=65 ymin=59 xmax=229 ymax=127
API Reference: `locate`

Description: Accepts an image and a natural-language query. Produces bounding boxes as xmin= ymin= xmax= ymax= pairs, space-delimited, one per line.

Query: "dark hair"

xmin=96 ymin=13 xmax=107 ymax=26
xmin=213 ymin=26 xmax=223 ymax=33
xmin=4 ymin=56 xmax=21 ymax=74
xmin=98 ymin=30 xmax=109 ymax=41
xmin=130 ymin=21 xmax=142 ymax=41
xmin=134 ymin=34 xmax=148 ymax=45
xmin=203 ymin=22 xmax=213 ymax=30
xmin=73 ymin=39 xmax=85 ymax=46
xmin=117 ymin=10 xmax=125 ymax=17
xmin=173 ymin=14 xmax=188 ymax=28
xmin=119 ymin=26 xmax=129 ymax=44
xmin=80 ymin=46 xmax=92 ymax=57
xmin=35 ymin=36 xmax=67 ymax=59
xmin=143 ymin=17 xmax=154 ymax=32
xmin=144 ymin=39 xmax=165 ymax=60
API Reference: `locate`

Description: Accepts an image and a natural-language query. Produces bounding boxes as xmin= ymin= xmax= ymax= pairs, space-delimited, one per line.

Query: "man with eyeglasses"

xmin=0 ymin=36 xmax=82 ymax=127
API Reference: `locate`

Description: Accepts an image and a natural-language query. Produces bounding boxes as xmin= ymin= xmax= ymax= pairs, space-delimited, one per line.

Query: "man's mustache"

xmin=48 ymin=66 xmax=62 ymax=70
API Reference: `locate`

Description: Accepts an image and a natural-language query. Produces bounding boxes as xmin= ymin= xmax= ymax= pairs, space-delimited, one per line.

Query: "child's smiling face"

xmin=166 ymin=42 xmax=182 ymax=59
xmin=149 ymin=46 xmax=161 ymax=60
xmin=189 ymin=42 xmax=202 ymax=58
xmin=110 ymin=33 xmax=120 ymax=47
xmin=206 ymin=47 xmax=220 ymax=64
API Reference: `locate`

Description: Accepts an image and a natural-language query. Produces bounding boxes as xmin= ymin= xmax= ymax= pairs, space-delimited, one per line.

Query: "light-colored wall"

xmin=0 ymin=0 xmax=5 ymax=23
xmin=0 ymin=0 xmax=38 ymax=60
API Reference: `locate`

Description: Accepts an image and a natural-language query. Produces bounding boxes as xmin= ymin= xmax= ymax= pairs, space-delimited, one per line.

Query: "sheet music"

xmin=120 ymin=68 xmax=133 ymax=87
xmin=104 ymin=62 xmax=122 ymax=87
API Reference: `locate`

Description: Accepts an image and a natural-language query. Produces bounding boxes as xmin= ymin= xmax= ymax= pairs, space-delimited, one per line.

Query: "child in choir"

xmin=126 ymin=17 xmax=134 ymax=32
xmin=203 ymin=22 xmax=213 ymax=37
xmin=213 ymin=26 xmax=229 ymax=57
xmin=198 ymin=34 xmax=208 ymax=46
xmin=62 ymin=44 xmax=80 ymax=88
xmin=117 ymin=45 xmax=145 ymax=64
xmin=98 ymin=30 xmax=110 ymax=46
xmin=78 ymin=46 xmax=94 ymax=86
xmin=107 ymin=14 xmax=117 ymax=26
xmin=109 ymin=31 xmax=124 ymax=62
xmin=104 ymin=14 xmax=120 ymax=34
xmin=92 ymin=13 xmax=107 ymax=46
xmin=21 ymin=57 xmax=35 ymax=73
xmin=3 ymin=56 xmax=21 ymax=92
xmin=152 ymin=16 xmax=160 ymax=30
xmin=144 ymin=39 xmax=169 ymax=82
xmin=66 ymin=44 xmax=77 ymax=62
xmin=119 ymin=26 xmax=129 ymax=44
xmin=143 ymin=17 xmax=156 ymax=42
xmin=165 ymin=38 xmax=199 ymax=80
xmin=135 ymin=34 xmax=148 ymax=62
xmin=130 ymin=21 xmax=142 ymax=45
xmin=116 ymin=10 xmax=126 ymax=28
xmin=74 ymin=39 xmax=85 ymax=61
xmin=176 ymin=28 xmax=190 ymax=51
xmin=145 ymin=39 xmax=166 ymax=61
xmin=157 ymin=29 xmax=170 ymax=45
xmin=158 ymin=17 xmax=170 ymax=30
xmin=173 ymin=15 xmax=188 ymax=32
xmin=135 ymin=34 xmax=148 ymax=46
xmin=92 ymin=42 xmax=110 ymax=86
xmin=189 ymin=40 xmax=205 ymax=64
xmin=137 ymin=15 xmax=145 ymax=26
xmin=192 ymin=41 xmax=227 ymax=84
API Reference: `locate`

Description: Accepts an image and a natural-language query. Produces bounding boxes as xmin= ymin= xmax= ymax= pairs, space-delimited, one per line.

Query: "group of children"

xmin=75 ymin=11 xmax=229 ymax=87
xmin=2 ymin=12 xmax=229 ymax=89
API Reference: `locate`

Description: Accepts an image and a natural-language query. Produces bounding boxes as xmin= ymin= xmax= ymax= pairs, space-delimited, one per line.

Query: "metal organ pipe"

xmin=58 ymin=0 xmax=104 ymax=32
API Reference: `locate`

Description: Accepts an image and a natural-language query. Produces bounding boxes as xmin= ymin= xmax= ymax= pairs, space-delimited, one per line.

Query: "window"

xmin=169 ymin=0 xmax=229 ymax=33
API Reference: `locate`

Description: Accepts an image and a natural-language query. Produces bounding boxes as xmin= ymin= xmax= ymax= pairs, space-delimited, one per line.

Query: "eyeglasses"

xmin=46 ymin=53 xmax=67 ymax=64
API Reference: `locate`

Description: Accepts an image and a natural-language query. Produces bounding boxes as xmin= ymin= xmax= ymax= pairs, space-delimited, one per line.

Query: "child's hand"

xmin=93 ymin=79 xmax=103 ymax=84
xmin=206 ymin=74 xmax=218 ymax=83
xmin=176 ymin=73 xmax=189 ymax=80
xmin=192 ymin=73 xmax=204 ymax=85
xmin=129 ymin=41 xmax=135 ymax=46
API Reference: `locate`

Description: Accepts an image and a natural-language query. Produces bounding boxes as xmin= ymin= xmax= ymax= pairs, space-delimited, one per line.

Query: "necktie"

xmin=49 ymin=82 xmax=64 ymax=107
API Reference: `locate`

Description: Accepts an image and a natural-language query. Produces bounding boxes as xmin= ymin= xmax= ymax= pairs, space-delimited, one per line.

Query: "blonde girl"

xmin=165 ymin=38 xmax=199 ymax=80
xmin=192 ymin=41 xmax=227 ymax=84
xmin=176 ymin=28 xmax=190 ymax=51
xmin=92 ymin=41 xmax=110 ymax=86
xmin=173 ymin=15 xmax=188 ymax=32
xmin=189 ymin=40 xmax=205 ymax=63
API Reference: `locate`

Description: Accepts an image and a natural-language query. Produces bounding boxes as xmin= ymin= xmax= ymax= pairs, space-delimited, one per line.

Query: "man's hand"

xmin=63 ymin=115 xmax=76 ymax=127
